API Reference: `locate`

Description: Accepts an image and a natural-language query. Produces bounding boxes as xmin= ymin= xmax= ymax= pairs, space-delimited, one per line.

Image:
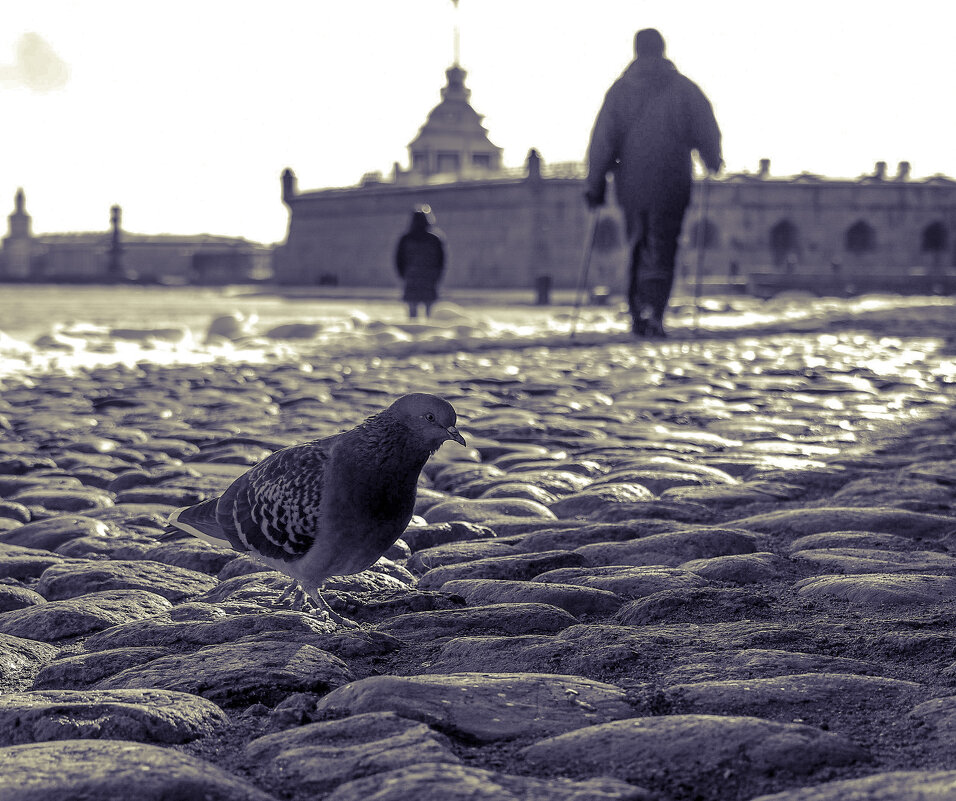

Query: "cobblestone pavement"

xmin=0 ymin=302 xmax=955 ymax=800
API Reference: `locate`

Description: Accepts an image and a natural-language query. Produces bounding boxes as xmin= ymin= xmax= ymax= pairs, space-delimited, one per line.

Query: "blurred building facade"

xmin=0 ymin=191 xmax=272 ymax=284
xmin=275 ymin=64 xmax=956 ymax=295
xmin=5 ymin=60 xmax=955 ymax=295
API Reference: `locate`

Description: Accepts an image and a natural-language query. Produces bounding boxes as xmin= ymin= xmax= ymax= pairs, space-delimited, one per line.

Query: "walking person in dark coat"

xmin=585 ymin=28 xmax=722 ymax=337
xmin=395 ymin=206 xmax=446 ymax=319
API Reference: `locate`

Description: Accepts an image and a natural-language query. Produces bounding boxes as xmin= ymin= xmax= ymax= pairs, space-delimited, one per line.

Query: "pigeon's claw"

xmin=275 ymin=579 xmax=301 ymax=608
xmin=323 ymin=607 xmax=361 ymax=629
xmin=275 ymin=579 xmax=313 ymax=612
xmin=305 ymin=585 xmax=361 ymax=629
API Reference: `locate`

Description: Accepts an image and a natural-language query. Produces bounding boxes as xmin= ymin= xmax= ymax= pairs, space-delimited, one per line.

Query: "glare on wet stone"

xmin=0 ymin=296 xmax=954 ymax=801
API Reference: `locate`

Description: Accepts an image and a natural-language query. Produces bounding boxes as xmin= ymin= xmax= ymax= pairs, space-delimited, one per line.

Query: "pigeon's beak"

xmin=446 ymin=426 xmax=466 ymax=446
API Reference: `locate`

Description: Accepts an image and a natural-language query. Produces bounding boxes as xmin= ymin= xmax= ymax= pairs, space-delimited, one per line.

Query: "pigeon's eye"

xmin=425 ymin=412 xmax=436 ymax=422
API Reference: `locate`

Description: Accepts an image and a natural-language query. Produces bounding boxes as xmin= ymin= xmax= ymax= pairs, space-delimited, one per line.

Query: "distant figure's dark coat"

xmin=586 ymin=56 xmax=721 ymax=239
xmin=395 ymin=213 xmax=446 ymax=305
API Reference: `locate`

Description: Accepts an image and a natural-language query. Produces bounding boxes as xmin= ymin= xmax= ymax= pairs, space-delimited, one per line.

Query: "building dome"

xmin=407 ymin=64 xmax=502 ymax=176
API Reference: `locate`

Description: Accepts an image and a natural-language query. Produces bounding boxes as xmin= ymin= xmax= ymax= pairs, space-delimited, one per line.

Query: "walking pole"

xmin=570 ymin=209 xmax=600 ymax=340
xmin=692 ymin=175 xmax=711 ymax=335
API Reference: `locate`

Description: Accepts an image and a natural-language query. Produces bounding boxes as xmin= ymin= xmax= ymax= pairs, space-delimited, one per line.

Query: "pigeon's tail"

xmin=167 ymin=499 xmax=233 ymax=550
xmin=157 ymin=526 xmax=194 ymax=543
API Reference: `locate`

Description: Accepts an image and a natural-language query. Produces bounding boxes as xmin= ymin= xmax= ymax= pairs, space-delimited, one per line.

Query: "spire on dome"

xmin=398 ymin=0 xmax=501 ymax=179
xmin=452 ymin=0 xmax=461 ymax=65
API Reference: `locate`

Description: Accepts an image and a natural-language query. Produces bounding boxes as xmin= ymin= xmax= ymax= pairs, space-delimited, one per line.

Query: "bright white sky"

xmin=3 ymin=0 xmax=954 ymax=244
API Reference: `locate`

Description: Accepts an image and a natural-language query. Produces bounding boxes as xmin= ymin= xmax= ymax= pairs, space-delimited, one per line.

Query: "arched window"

xmin=921 ymin=221 xmax=948 ymax=253
xmin=690 ymin=218 xmax=720 ymax=250
xmin=770 ymin=219 xmax=800 ymax=266
xmin=845 ymin=220 xmax=876 ymax=254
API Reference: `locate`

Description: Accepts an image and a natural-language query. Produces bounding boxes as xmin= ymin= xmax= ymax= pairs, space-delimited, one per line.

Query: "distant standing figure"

xmin=395 ymin=206 xmax=446 ymax=318
xmin=585 ymin=28 xmax=722 ymax=337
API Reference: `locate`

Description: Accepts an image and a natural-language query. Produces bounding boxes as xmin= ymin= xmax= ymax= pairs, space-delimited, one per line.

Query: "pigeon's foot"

xmin=273 ymin=580 xmax=358 ymax=626
xmin=275 ymin=579 xmax=310 ymax=611
xmin=323 ymin=606 xmax=362 ymax=629
xmin=306 ymin=586 xmax=361 ymax=629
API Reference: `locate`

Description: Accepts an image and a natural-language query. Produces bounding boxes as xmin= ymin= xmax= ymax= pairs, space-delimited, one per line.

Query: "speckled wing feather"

xmin=212 ymin=435 xmax=338 ymax=562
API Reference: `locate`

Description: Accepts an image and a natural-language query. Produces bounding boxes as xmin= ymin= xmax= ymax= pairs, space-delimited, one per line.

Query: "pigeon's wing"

xmin=214 ymin=436 xmax=337 ymax=562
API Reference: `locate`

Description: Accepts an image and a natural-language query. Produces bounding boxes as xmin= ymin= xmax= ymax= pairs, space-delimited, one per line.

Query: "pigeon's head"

xmin=390 ymin=393 xmax=466 ymax=450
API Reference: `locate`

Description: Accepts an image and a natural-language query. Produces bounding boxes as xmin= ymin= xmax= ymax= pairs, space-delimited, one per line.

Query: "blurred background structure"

xmin=1 ymin=189 xmax=271 ymax=285
xmin=2 ymin=2 xmax=954 ymax=297
xmin=4 ymin=57 xmax=953 ymax=296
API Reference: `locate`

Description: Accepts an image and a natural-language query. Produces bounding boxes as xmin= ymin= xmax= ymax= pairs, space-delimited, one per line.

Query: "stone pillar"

xmin=526 ymin=148 xmax=542 ymax=182
xmin=281 ymin=168 xmax=298 ymax=206
xmin=107 ymin=205 xmax=124 ymax=279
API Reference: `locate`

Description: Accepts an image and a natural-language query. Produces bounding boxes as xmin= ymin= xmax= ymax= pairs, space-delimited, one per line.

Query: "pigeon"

xmin=166 ymin=393 xmax=466 ymax=625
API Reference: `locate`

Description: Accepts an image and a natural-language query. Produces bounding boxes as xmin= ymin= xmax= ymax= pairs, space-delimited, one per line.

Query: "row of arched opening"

xmin=688 ymin=218 xmax=951 ymax=264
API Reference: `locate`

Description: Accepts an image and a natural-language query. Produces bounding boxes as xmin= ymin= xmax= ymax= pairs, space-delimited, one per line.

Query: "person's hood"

xmin=620 ymin=56 xmax=677 ymax=88
xmin=409 ymin=211 xmax=431 ymax=234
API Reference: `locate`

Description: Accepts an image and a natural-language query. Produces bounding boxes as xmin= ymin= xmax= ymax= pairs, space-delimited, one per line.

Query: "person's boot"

xmin=645 ymin=313 xmax=666 ymax=338
xmin=640 ymin=280 xmax=669 ymax=338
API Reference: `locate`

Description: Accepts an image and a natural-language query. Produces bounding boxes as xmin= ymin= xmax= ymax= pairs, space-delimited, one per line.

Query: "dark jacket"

xmin=586 ymin=56 xmax=721 ymax=237
xmin=395 ymin=214 xmax=446 ymax=304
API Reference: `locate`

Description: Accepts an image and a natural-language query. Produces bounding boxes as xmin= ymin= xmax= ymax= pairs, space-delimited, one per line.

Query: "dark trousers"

xmin=627 ymin=208 xmax=685 ymax=333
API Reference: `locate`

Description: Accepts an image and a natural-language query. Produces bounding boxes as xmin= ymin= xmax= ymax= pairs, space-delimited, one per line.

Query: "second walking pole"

xmin=570 ymin=209 xmax=601 ymax=340
xmin=692 ymin=176 xmax=711 ymax=336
